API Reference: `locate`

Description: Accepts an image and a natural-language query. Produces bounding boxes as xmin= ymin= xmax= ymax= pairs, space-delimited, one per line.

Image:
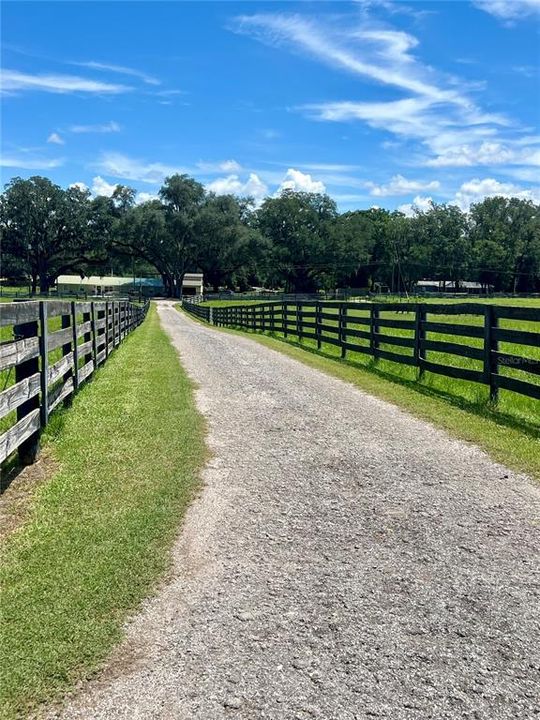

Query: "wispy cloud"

xmin=1 ymin=69 xmax=131 ymax=94
xmin=0 ymin=154 xmax=64 ymax=169
xmin=197 ymin=159 xmax=242 ymax=173
xmin=72 ymin=61 xmax=160 ymax=86
xmin=234 ymin=12 xmax=538 ymax=175
xmin=95 ymin=152 xmax=187 ymax=184
xmin=69 ymin=121 xmax=121 ymax=134
xmin=367 ymin=174 xmax=440 ymax=197
xmin=472 ymin=0 xmax=540 ymax=22
xmin=233 ymin=14 xmax=469 ymax=105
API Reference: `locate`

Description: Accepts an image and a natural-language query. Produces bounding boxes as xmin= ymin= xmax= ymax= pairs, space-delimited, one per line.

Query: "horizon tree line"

xmin=1 ymin=174 xmax=539 ymax=296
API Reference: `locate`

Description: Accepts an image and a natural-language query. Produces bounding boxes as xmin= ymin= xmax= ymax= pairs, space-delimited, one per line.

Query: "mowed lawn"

xmin=202 ymin=296 xmax=540 ymax=428
xmin=0 ymin=305 xmax=205 ymax=718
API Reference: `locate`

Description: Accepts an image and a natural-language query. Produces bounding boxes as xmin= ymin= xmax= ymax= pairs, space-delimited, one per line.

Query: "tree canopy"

xmin=1 ymin=173 xmax=539 ymax=295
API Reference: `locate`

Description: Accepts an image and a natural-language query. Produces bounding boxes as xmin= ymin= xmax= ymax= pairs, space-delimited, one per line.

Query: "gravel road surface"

xmin=54 ymin=302 xmax=540 ymax=720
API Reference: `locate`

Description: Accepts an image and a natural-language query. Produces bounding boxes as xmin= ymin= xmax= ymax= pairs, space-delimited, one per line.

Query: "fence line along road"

xmin=183 ymin=299 xmax=540 ymax=404
xmin=0 ymin=299 xmax=149 ymax=470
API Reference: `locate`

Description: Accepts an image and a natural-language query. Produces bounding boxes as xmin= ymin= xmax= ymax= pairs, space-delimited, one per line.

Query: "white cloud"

xmin=95 ymin=152 xmax=186 ymax=184
xmin=277 ymin=168 xmax=326 ymax=194
xmin=47 ymin=132 xmax=64 ymax=145
xmin=473 ymin=0 xmax=540 ymax=21
xmin=0 ymin=155 xmax=64 ymax=169
xmin=368 ymin=174 xmax=440 ymax=197
xmin=69 ymin=182 xmax=89 ymax=192
xmin=206 ymin=173 xmax=268 ymax=202
xmin=453 ymin=178 xmax=540 ymax=210
xmin=1 ymin=69 xmax=131 ymax=94
xmin=397 ymin=195 xmax=433 ymax=216
xmin=91 ymin=176 xmax=119 ymax=197
xmin=136 ymin=192 xmax=159 ymax=204
xmin=72 ymin=61 xmax=160 ymax=85
xmin=426 ymin=140 xmax=540 ymax=168
xmin=69 ymin=121 xmax=121 ymax=134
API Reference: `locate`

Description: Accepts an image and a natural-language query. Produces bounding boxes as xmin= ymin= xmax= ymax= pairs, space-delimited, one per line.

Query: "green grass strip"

xmin=180 ymin=306 xmax=539 ymax=482
xmin=0 ymin=305 xmax=206 ymax=718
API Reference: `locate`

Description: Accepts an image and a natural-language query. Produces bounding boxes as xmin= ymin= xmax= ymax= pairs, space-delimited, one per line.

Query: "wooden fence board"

xmin=419 ymin=358 xmax=484 ymax=383
xmin=49 ymin=377 xmax=75 ymax=412
xmin=0 ymin=302 xmax=40 ymax=327
xmin=494 ymin=374 xmax=540 ymax=400
xmin=48 ymin=326 xmax=73 ymax=351
xmin=0 ymin=409 xmax=40 ymax=464
xmin=420 ymin=338 xmax=484 ymax=361
xmin=0 ymin=373 xmax=41 ymax=418
xmin=79 ymin=359 xmax=94 ymax=383
xmin=48 ymin=352 xmax=74 ymax=385
xmin=493 ymin=327 xmax=540 ymax=347
xmin=0 ymin=337 xmax=39 ymax=372
xmin=495 ymin=351 xmax=540 ymax=375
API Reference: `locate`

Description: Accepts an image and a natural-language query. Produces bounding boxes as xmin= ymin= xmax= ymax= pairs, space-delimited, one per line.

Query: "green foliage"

xmin=2 ymin=173 xmax=539 ymax=296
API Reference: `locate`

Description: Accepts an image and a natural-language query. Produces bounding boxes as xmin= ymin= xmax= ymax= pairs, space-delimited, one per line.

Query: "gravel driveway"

xmin=55 ymin=302 xmax=540 ymax=720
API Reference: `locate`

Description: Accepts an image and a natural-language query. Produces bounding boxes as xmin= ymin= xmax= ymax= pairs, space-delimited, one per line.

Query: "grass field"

xmin=0 ymin=305 xmax=206 ymax=718
xmin=201 ymin=297 xmax=540 ymax=428
xmin=182 ymin=304 xmax=540 ymax=480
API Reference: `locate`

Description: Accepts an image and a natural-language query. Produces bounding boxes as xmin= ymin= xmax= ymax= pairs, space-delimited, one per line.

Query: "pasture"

xmin=199 ymin=297 xmax=540 ymax=428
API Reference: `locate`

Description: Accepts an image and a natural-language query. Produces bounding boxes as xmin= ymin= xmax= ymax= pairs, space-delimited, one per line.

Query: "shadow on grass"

xmin=246 ymin=330 xmax=540 ymax=441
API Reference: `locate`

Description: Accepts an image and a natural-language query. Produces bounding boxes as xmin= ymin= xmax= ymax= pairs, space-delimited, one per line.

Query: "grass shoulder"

xmin=0 ymin=304 xmax=206 ymax=718
xmin=179 ymin=305 xmax=539 ymax=481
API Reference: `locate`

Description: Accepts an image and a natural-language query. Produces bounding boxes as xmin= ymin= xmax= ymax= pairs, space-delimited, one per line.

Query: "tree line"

xmin=1 ymin=174 xmax=539 ymax=295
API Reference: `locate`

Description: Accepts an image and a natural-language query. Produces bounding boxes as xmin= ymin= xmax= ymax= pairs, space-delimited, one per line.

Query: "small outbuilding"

xmin=56 ymin=273 xmax=204 ymax=297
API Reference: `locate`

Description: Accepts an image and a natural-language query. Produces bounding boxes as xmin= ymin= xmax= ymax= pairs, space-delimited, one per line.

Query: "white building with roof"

xmin=56 ymin=273 xmax=204 ymax=296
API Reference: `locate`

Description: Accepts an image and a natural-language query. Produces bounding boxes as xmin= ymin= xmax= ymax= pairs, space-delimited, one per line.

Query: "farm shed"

xmin=415 ymin=279 xmax=493 ymax=294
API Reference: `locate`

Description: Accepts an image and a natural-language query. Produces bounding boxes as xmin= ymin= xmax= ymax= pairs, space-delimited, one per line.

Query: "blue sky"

xmin=2 ymin=0 xmax=539 ymax=213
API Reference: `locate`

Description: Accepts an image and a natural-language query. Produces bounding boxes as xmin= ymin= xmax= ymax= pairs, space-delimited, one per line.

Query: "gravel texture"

xmin=53 ymin=302 xmax=540 ymax=720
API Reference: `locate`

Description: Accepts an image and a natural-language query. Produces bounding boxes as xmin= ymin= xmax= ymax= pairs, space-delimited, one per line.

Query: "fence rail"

xmin=1 ymin=299 xmax=149 ymax=470
xmin=183 ymin=299 xmax=540 ymax=404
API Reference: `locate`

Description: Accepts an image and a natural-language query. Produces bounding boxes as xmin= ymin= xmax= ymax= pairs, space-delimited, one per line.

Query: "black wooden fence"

xmin=183 ymin=299 xmax=540 ymax=404
xmin=0 ymin=299 xmax=149 ymax=469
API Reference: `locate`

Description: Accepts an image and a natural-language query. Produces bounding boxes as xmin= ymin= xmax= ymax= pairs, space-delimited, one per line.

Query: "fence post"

xmin=71 ymin=301 xmax=79 ymax=391
xmin=209 ymin=306 xmax=214 ymax=325
xmin=113 ymin=301 xmax=118 ymax=347
xmin=316 ymin=302 xmax=322 ymax=350
xmin=82 ymin=306 xmax=92 ymax=372
xmin=38 ymin=301 xmax=49 ymax=429
xmin=296 ymin=303 xmax=302 ymax=342
xmin=370 ymin=304 xmax=380 ymax=361
xmin=104 ymin=301 xmax=110 ymax=358
xmin=484 ymin=305 xmax=499 ymax=403
xmin=61 ymin=308 xmax=73 ymax=406
xmin=414 ymin=304 xmax=426 ymax=379
xmin=91 ymin=302 xmax=98 ymax=367
xmin=340 ymin=303 xmax=347 ymax=359
xmin=13 ymin=306 xmax=42 ymax=464
xmin=283 ymin=303 xmax=288 ymax=338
